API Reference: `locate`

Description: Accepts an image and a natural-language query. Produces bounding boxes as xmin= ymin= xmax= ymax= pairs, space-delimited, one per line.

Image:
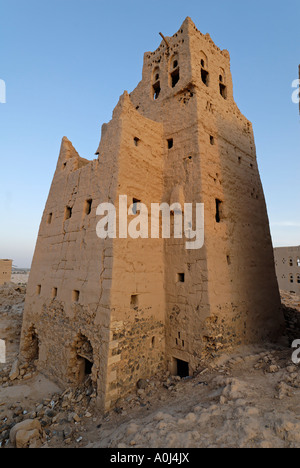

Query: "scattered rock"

xmin=9 ymin=360 xmax=19 ymax=381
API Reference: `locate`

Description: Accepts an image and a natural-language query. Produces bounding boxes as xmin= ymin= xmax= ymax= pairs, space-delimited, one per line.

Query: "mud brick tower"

xmin=20 ymin=18 xmax=284 ymax=411
xmin=0 ymin=260 xmax=12 ymax=285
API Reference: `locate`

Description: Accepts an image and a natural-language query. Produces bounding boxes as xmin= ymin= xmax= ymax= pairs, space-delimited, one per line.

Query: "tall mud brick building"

xmin=0 ymin=260 xmax=12 ymax=285
xmin=20 ymin=18 xmax=284 ymax=411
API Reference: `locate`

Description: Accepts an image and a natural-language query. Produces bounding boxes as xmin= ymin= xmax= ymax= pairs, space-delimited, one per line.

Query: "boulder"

xmin=15 ymin=428 xmax=41 ymax=449
xmin=10 ymin=419 xmax=42 ymax=446
xmin=9 ymin=360 xmax=19 ymax=381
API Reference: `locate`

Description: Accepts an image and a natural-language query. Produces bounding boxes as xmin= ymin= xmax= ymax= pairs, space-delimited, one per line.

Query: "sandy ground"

xmin=1 ymin=284 xmax=300 ymax=448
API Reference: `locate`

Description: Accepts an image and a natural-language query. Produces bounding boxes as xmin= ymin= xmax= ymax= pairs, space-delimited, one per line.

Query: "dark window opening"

xmin=155 ymin=73 xmax=160 ymax=81
xmin=177 ymin=273 xmax=185 ymax=283
xmin=63 ymin=162 xmax=67 ymax=170
xmin=167 ymin=138 xmax=174 ymax=149
xmin=173 ymin=60 xmax=178 ymax=69
xmin=216 ymin=199 xmax=222 ymax=223
xmin=151 ymin=336 xmax=155 ymax=348
xmin=219 ymin=83 xmax=227 ymax=99
xmin=290 ymin=275 xmax=294 ymax=284
xmin=74 ymin=334 xmax=94 ymax=384
xmin=210 ymin=136 xmax=214 ymax=145
xmin=176 ymin=358 xmax=189 ymax=378
xmin=84 ymin=358 xmax=93 ymax=376
xmin=36 ymin=285 xmax=41 ymax=296
xmin=201 ymin=68 xmax=209 ymax=86
xmin=84 ymin=199 xmax=92 ymax=215
xmin=171 ymin=68 xmax=180 ymax=88
xmin=219 ymin=75 xmax=223 ymax=82
xmin=132 ymin=198 xmax=141 ymax=215
xmin=134 ymin=137 xmax=140 ymax=147
xmin=227 ymin=255 xmax=231 ymax=266
xmin=182 ymin=340 xmax=185 ymax=348
xmin=52 ymin=287 xmax=57 ymax=298
xmin=47 ymin=213 xmax=53 ymax=225
xmin=65 ymin=206 xmax=72 ymax=221
xmin=72 ymin=290 xmax=80 ymax=302
xmin=238 ymin=157 xmax=242 ymax=164
xmin=131 ymin=294 xmax=139 ymax=309
xmin=201 ymin=59 xmax=205 ymax=67
xmin=28 ymin=330 xmax=39 ymax=362
xmin=153 ymin=81 xmax=161 ymax=100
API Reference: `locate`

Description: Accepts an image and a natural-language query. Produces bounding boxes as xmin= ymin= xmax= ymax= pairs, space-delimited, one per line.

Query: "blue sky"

xmin=0 ymin=0 xmax=299 ymax=267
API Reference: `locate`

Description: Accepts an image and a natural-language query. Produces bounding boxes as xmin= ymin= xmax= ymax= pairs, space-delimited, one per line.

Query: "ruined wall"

xmin=0 ymin=260 xmax=12 ymax=285
xmin=20 ymin=112 xmax=125 ymax=409
xmin=274 ymin=246 xmax=300 ymax=295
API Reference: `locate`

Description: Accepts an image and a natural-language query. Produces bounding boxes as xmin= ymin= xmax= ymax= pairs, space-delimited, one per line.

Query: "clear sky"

xmin=0 ymin=0 xmax=299 ymax=268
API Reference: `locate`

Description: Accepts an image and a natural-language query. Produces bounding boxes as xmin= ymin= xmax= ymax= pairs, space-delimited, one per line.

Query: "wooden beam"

xmin=159 ymin=32 xmax=170 ymax=49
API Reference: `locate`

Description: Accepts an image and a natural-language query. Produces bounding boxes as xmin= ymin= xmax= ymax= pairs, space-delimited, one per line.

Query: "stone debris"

xmin=10 ymin=419 xmax=44 ymax=448
xmin=2 ymin=285 xmax=300 ymax=448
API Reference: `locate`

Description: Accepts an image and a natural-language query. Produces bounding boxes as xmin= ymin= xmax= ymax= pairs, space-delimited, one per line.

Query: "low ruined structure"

xmin=0 ymin=260 xmax=12 ymax=285
xmin=20 ymin=18 xmax=284 ymax=411
xmin=274 ymin=246 xmax=300 ymax=295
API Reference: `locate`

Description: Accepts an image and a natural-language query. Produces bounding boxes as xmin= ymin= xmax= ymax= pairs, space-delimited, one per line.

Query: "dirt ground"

xmin=1 ymin=283 xmax=300 ymax=448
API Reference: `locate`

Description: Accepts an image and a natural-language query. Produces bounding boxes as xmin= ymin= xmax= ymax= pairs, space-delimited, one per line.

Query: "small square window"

xmin=36 ymin=285 xmax=41 ymax=296
xmin=132 ymin=198 xmax=141 ymax=215
xmin=210 ymin=136 xmax=214 ymax=145
xmin=52 ymin=287 xmax=58 ymax=298
xmin=134 ymin=137 xmax=140 ymax=147
xmin=65 ymin=206 xmax=72 ymax=221
xmin=84 ymin=199 xmax=92 ymax=216
xmin=72 ymin=290 xmax=80 ymax=302
xmin=130 ymin=294 xmax=139 ymax=309
xmin=177 ymin=273 xmax=185 ymax=283
xmin=167 ymin=138 xmax=174 ymax=149
xmin=47 ymin=213 xmax=53 ymax=225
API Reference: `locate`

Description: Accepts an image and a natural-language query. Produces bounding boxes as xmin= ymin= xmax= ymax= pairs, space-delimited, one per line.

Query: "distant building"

xmin=0 ymin=260 xmax=12 ymax=285
xmin=274 ymin=246 xmax=300 ymax=294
